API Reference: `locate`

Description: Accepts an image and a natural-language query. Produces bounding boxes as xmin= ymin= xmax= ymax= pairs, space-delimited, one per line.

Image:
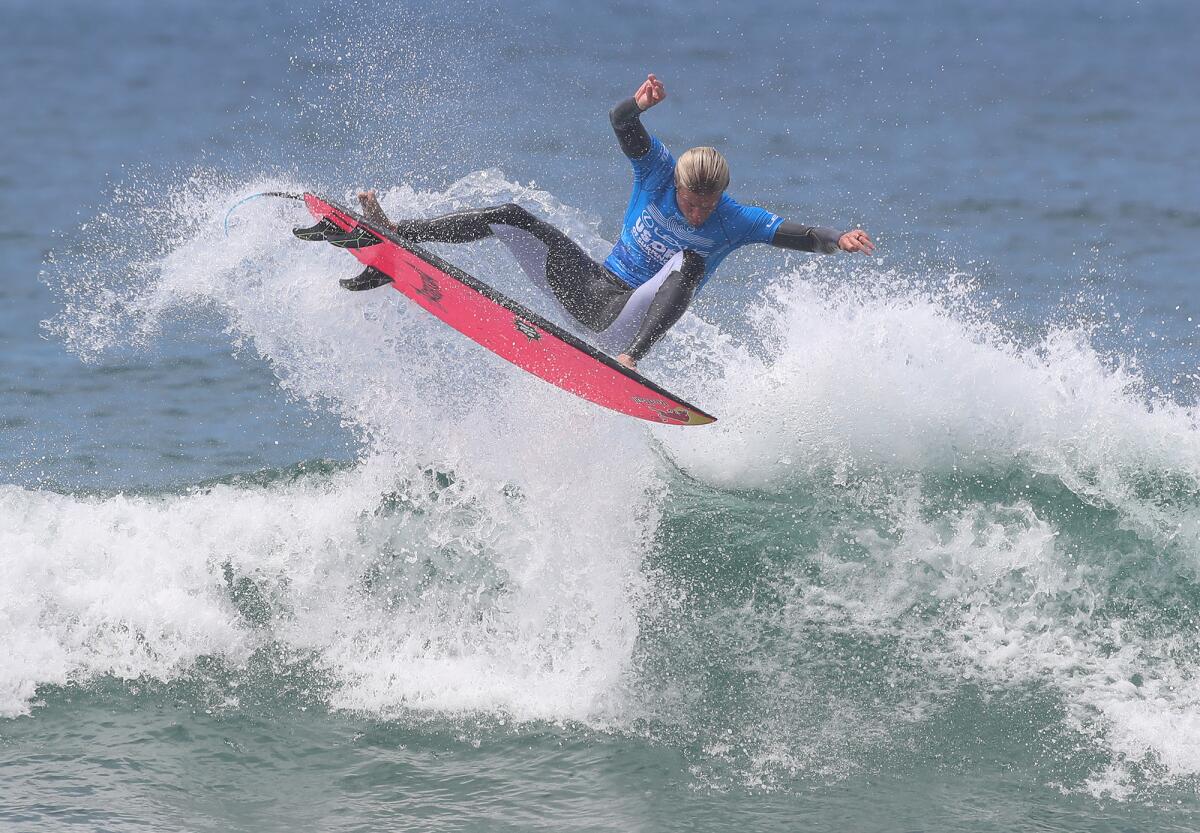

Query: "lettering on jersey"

xmin=630 ymin=211 xmax=715 ymax=266
xmin=630 ymin=215 xmax=672 ymax=265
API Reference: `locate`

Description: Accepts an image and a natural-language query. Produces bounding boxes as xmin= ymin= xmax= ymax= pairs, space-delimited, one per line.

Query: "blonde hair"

xmin=674 ymin=147 xmax=730 ymax=194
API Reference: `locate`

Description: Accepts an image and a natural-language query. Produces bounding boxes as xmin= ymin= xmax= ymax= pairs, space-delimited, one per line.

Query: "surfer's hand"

xmin=634 ymin=74 xmax=666 ymax=111
xmin=617 ymin=353 xmax=638 ymax=370
xmin=838 ymin=229 xmax=875 ymax=255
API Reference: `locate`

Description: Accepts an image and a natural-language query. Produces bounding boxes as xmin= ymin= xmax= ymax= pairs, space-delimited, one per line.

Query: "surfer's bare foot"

xmin=616 ymin=353 xmax=638 ymax=370
xmin=357 ymin=190 xmax=394 ymax=230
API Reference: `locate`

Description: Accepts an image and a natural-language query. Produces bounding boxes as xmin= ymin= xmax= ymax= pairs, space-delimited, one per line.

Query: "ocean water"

xmin=2 ymin=0 xmax=1199 ymax=830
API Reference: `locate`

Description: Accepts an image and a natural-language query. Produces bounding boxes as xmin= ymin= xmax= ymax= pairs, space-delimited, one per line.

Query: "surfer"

xmin=357 ymin=73 xmax=873 ymax=370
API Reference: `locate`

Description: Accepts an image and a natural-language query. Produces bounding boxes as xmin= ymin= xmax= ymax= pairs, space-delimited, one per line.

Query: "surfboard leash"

xmin=222 ymin=191 xmax=303 ymax=237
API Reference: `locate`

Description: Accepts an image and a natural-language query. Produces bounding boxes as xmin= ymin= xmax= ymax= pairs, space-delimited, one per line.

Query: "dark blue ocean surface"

xmin=2 ymin=1 xmax=1199 ymax=831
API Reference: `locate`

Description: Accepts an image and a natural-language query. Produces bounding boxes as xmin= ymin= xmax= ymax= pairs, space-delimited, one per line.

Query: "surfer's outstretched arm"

xmin=771 ymin=222 xmax=843 ymax=254
xmin=771 ymin=222 xmax=875 ymax=255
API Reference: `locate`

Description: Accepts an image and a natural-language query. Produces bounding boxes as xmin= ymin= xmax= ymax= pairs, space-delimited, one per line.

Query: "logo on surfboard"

xmin=633 ymin=395 xmax=691 ymax=423
xmin=411 ymin=267 xmax=445 ymax=308
xmin=514 ymin=318 xmax=540 ymax=341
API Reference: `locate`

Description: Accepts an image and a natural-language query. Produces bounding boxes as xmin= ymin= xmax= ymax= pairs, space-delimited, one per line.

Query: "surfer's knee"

xmin=488 ymin=202 xmax=535 ymax=225
xmin=679 ymin=249 xmax=705 ymax=286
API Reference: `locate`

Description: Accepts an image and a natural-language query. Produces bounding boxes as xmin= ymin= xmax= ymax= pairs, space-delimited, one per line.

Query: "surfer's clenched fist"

xmin=634 ymin=73 xmax=666 ymax=111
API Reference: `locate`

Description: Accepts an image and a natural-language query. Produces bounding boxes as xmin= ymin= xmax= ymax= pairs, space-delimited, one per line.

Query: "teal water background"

xmin=2 ymin=1 xmax=1199 ymax=830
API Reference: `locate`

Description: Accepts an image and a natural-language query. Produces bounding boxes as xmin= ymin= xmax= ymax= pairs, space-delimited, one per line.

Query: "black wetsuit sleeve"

xmin=625 ymin=252 xmax=706 ymax=361
xmin=609 ymin=97 xmax=652 ymax=159
xmin=771 ymin=221 xmax=843 ymax=255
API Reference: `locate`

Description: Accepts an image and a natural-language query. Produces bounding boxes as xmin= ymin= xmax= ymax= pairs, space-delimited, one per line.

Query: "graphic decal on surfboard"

xmin=281 ymin=193 xmax=715 ymax=426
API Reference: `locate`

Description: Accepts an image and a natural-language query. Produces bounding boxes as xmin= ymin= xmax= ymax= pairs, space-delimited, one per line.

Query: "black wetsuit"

xmin=385 ymin=97 xmax=843 ymax=361
xmin=389 ymin=203 xmax=633 ymax=335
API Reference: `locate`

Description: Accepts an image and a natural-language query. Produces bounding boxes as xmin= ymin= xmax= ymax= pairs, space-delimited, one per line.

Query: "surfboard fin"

xmin=292 ymin=218 xmax=340 ymax=241
xmin=293 ymin=220 xmax=381 ymax=249
xmin=324 ymin=226 xmax=382 ymax=249
xmin=340 ymin=266 xmax=393 ymax=292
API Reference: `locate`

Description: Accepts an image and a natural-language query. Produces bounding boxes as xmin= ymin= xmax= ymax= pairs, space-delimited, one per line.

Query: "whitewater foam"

xmin=21 ymin=174 xmax=679 ymax=722
xmin=25 ymin=171 xmax=1200 ymax=798
xmin=646 ymin=261 xmax=1200 ymax=794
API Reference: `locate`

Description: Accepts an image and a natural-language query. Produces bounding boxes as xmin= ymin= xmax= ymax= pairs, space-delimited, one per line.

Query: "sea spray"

xmin=23 ymin=174 xmax=669 ymax=723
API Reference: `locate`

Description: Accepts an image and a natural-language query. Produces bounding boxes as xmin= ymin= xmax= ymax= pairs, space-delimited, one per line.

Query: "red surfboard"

xmin=296 ymin=193 xmax=716 ymax=426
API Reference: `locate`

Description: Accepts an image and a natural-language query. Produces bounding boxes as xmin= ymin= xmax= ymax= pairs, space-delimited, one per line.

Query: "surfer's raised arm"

xmin=610 ymin=73 xmax=665 ymax=159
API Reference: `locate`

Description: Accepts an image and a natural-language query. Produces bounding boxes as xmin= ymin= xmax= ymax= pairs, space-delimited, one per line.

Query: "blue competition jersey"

xmin=603 ymin=136 xmax=784 ymax=289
